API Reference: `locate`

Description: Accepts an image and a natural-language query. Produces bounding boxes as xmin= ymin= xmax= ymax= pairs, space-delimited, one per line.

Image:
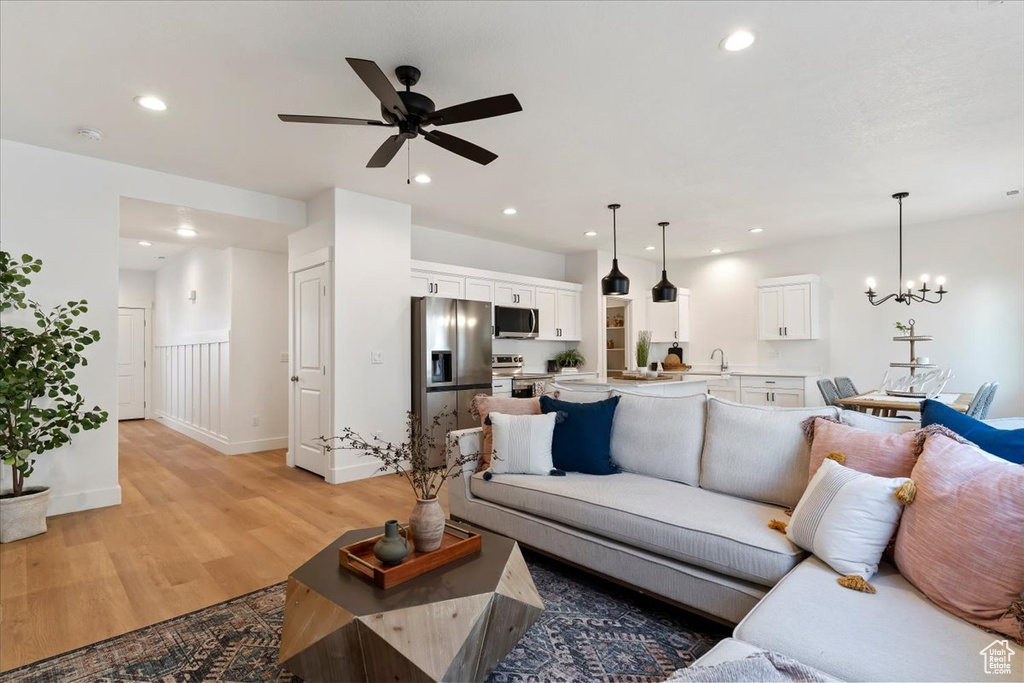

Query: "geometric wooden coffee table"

xmin=279 ymin=524 xmax=543 ymax=682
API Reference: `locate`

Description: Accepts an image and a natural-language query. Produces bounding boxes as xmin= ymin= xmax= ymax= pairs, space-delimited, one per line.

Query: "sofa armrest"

xmin=447 ymin=427 xmax=483 ymax=503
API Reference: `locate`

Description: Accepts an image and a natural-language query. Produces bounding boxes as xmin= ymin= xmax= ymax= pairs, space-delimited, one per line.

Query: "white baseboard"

xmin=326 ymin=460 xmax=389 ymax=485
xmin=47 ymin=485 xmax=122 ymax=517
xmin=155 ymin=414 xmax=286 ymax=455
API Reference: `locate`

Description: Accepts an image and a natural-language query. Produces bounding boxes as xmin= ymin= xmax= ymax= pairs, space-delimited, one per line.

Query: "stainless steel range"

xmin=492 ymin=354 xmax=556 ymax=398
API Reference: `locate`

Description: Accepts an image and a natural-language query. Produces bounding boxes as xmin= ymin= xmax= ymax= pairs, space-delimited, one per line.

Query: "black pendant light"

xmin=651 ymin=221 xmax=677 ymax=303
xmin=864 ymin=192 xmax=948 ymax=306
xmin=601 ymin=203 xmax=630 ymax=296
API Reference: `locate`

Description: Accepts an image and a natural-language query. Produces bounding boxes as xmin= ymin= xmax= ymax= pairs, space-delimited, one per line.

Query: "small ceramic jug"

xmin=373 ymin=520 xmax=410 ymax=565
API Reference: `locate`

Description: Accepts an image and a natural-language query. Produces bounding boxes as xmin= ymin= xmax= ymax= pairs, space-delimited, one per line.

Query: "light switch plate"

xmin=280 ymin=352 xmax=289 ymax=363
xmin=371 ymin=351 xmax=384 ymax=364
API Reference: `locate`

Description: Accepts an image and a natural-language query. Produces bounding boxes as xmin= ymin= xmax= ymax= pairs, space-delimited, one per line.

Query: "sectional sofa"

xmin=448 ymin=391 xmax=1023 ymax=682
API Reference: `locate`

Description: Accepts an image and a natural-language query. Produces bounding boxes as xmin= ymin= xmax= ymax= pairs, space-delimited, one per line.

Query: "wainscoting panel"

xmin=156 ymin=340 xmax=231 ymax=446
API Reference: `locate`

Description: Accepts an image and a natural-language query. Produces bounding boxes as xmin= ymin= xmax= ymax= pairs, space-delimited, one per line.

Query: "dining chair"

xmin=817 ymin=379 xmax=841 ymax=407
xmin=965 ymin=382 xmax=998 ymax=419
xmin=835 ymin=376 xmax=859 ymax=399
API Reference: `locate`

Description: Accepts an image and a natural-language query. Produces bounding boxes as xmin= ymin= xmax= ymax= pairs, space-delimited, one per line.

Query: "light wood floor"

xmin=0 ymin=419 xmax=444 ymax=672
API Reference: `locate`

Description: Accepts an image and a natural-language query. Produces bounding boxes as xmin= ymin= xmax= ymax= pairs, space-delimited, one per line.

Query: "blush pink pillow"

xmin=894 ymin=432 xmax=1024 ymax=642
xmin=806 ymin=417 xmax=918 ymax=479
xmin=471 ymin=395 xmax=540 ymax=472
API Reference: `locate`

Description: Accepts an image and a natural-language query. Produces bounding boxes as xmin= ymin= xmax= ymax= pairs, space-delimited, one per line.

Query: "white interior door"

xmin=117 ymin=308 xmax=146 ymax=420
xmin=292 ymin=265 xmax=331 ymax=477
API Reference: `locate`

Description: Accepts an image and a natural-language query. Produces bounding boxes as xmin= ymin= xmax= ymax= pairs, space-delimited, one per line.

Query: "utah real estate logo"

xmin=980 ymin=640 xmax=1015 ymax=676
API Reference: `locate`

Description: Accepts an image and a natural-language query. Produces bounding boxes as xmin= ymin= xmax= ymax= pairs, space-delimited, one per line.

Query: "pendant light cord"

xmin=662 ymin=223 xmax=667 ymax=270
xmin=898 ymin=194 xmax=903 ymax=289
xmin=612 ymin=206 xmax=618 ymax=258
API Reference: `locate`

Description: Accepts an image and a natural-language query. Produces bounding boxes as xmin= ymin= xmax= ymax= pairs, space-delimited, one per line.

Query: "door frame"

xmin=287 ymin=247 xmax=333 ymax=472
xmin=117 ymin=303 xmax=153 ymax=420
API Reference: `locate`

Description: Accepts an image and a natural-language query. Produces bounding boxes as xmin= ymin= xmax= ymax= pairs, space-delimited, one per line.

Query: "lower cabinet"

xmin=738 ymin=375 xmax=806 ymax=407
xmin=706 ymin=376 xmax=741 ymax=403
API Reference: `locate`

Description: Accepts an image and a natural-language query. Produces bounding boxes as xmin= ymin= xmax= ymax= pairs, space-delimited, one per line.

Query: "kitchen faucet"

xmin=711 ymin=348 xmax=729 ymax=372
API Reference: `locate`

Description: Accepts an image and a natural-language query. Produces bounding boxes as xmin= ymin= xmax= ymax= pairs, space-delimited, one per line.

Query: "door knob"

xmin=290 ymin=375 xmax=299 ymax=382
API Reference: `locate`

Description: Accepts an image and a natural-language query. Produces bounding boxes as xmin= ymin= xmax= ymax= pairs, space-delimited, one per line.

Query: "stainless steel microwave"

xmin=494 ymin=305 xmax=538 ymax=339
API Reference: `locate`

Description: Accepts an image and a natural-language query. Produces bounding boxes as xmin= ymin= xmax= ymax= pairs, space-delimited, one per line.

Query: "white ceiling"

xmin=3 ymin=1 xmax=1022 ymax=260
xmin=118 ymin=197 xmax=299 ymax=270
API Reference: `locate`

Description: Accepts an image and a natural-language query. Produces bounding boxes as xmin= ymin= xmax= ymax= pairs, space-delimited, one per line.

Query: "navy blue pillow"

xmin=920 ymin=399 xmax=1024 ymax=464
xmin=540 ymin=395 xmax=620 ymax=475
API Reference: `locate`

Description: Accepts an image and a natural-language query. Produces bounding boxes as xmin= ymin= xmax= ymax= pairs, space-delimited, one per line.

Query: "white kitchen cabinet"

xmin=756 ymin=276 xmax=820 ymax=340
xmin=740 ymin=375 xmax=806 ymax=407
xmin=646 ymin=291 xmax=691 ymax=343
xmin=494 ymin=282 xmax=534 ymax=308
xmin=536 ymin=287 xmax=581 ymax=340
xmin=411 ymin=270 xmax=465 ymax=298
xmin=741 ymin=387 xmax=773 ymax=406
xmin=491 ymin=377 xmax=512 ymax=398
xmin=464 ymin=277 xmax=494 ymax=303
xmin=706 ymin=375 xmax=741 ymax=403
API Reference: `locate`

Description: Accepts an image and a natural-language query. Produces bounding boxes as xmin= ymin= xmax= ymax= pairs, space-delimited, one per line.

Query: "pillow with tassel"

xmin=769 ymin=456 xmax=913 ymax=593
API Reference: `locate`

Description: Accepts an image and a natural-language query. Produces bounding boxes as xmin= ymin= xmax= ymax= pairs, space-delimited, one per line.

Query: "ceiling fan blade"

xmin=422 ymin=129 xmax=497 ymax=165
xmin=278 ymin=114 xmax=389 ymax=126
xmin=346 ymin=57 xmax=408 ymax=120
xmin=422 ymin=93 xmax=522 ymax=126
xmin=367 ymin=135 xmax=406 ymax=168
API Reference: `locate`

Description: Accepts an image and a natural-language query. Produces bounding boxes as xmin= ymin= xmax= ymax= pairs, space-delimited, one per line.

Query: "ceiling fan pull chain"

xmin=407 ymin=142 xmax=411 ymax=185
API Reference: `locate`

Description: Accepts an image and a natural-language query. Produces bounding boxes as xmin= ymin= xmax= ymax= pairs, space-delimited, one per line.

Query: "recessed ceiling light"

xmin=584 ymin=231 xmax=598 ymax=237
xmin=710 ymin=248 xmax=723 ymax=254
xmin=749 ymin=227 xmax=764 ymax=233
xmin=720 ymin=30 xmax=756 ymax=52
xmin=414 ymin=174 xmax=431 ymax=184
xmin=138 ymin=240 xmax=153 ymax=246
xmin=645 ymin=245 xmax=656 ymax=251
xmin=176 ymin=227 xmax=197 ymax=237
xmin=503 ymin=207 xmax=517 ymax=215
xmin=134 ymin=95 xmax=167 ymax=111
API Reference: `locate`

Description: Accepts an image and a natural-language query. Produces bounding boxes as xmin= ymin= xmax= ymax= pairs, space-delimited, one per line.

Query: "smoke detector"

xmin=76 ymin=127 xmax=104 ymax=142
xmin=1006 ymin=189 xmax=1021 ymax=197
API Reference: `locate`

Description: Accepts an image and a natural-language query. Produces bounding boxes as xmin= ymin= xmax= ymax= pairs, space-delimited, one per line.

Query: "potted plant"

xmin=636 ymin=330 xmax=652 ymax=376
xmin=323 ymin=410 xmax=480 ymax=552
xmin=0 ymin=252 xmax=108 ymax=543
xmin=552 ymin=348 xmax=585 ymax=373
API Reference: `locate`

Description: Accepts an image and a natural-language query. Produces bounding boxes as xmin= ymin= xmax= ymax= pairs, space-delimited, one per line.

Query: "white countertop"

xmin=574 ymin=377 xmax=709 ymax=387
xmin=661 ymin=366 xmax=821 ymax=378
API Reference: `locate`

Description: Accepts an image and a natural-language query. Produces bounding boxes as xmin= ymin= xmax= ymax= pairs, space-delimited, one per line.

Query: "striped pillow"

xmin=786 ymin=458 xmax=910 ymax=581
xmin=894 ymin=432 xmax=1024 ymax=642
xmin=487 ymin=412 xmax=557 ymax=476
xmin=471 ymin=395 xmax=541 ymax=472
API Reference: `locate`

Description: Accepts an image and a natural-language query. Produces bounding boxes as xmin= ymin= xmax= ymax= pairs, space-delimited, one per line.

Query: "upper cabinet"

xmin=411 ymin=261 xmax=583 ymax=341
xmin=646 ymin=290 xmax=691 ymax=343
xmin=756 ymin=275 xmax=820 ymax=340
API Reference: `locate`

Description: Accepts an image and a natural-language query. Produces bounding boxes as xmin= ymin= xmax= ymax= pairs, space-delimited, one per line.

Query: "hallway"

xmin=0 ymin=419 xmax=435 ymax=671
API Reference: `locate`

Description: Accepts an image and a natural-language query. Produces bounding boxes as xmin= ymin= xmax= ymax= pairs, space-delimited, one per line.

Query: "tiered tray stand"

xmin=888 ymin=318 xmax=934 ymax=398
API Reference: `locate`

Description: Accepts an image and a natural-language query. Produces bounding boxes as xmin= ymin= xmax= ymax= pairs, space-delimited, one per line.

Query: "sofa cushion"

xmin=545 ymin=383 xmax=614 ymax=403
xmin=840 ymin=409 xmax=919 ymax=434
xmin=700 ymin=399 xmax=840 ymax=507
xmin=894 ymin=432 xmax=1024 ymax=642
xmin=540 ymin=395 xmax=620 ymax=475
xmin=610 ymin=392 xmax=706 ymax=486
xmin=735 ymin=556 xmax=1024 ymax=682
xmin=922 ymin=398 xmax=1024 ymax=463
xmin=470 ymin=471 xmax=805 ymax=586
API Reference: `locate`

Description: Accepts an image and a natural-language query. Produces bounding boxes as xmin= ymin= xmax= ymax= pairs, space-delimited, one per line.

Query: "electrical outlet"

xmin=370 ymin=351 xmax=384 ymax=365
xmin=251 ymin=415 xmax=260 ymax=427
xmin=768 ymin=349 xmax=781 ymax=360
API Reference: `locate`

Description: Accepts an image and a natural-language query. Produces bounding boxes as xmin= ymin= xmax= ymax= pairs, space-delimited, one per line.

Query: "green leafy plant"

xmin=636 ymin=330 xmax=652 ymax=369
xmin=894 ymin=321 xmax=912 ymax=334
xmin=1 ymin=251 xmax=109 ymax=498
xmin=553 ymin=348 xmax=586 ymax=369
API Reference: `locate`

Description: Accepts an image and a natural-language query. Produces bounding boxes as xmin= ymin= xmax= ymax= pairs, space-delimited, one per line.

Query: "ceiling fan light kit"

xmin=601 ymin=204 xmax=630 ymax=296
xmin=279 ymin=58 xmax=522 ymax=171
xmin=865 ymin=192 xmax=948 ymax=306
xmin=651 ymin=221 xmax=677 ymax=303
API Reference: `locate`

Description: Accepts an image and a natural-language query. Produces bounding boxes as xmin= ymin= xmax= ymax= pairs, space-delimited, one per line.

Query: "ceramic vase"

xmin=0 ymin=487 xmax=49 ymax=544
xmin=372 ymin=520 xmax=410 ymax=565
xmin=409 ymin=497 xmax=445 ymax=552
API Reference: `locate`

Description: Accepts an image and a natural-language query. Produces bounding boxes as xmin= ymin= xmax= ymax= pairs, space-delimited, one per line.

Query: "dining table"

xmin=835 ymin=391 xmax=974 ymax=418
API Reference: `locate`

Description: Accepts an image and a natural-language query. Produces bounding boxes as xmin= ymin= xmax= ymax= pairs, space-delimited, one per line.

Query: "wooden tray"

xmin=339 ymin=523 xmax=482 ymax=589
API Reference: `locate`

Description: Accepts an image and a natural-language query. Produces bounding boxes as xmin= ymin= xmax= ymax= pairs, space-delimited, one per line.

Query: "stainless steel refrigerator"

xmin=412 ymin=297 xmax=492 ymax=465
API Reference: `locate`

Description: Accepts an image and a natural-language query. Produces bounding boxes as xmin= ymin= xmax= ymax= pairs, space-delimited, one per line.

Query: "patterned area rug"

xmin=1 ymin=552 xmax=726 ymax=682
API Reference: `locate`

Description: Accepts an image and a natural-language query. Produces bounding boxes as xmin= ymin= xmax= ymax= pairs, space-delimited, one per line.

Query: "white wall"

xmin=154 ymin=248 xmax=231 ymax=344
xmin=330 ymin=188 xmax=412 ymax=483
xmin=118 ymin=269 xmax=155 ymax=307
xmin=670 ymin=208 xmax=1024 ymax=417
xmin=0 ymin=140 xmax=304 ymax=514
xmin=412 ymin=224 xmax=566 ymax=281
xmin=288 ymin=190 xmax=335 ymax=257
xmin=229 ymin=248 xmax=289 ymax=447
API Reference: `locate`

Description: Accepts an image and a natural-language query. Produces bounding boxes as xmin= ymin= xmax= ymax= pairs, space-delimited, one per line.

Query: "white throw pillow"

xmin=610 ymin=392 xmax=706 ymax=486
xmin=840 ymin=410 xmax=920 ymax=435
xmin=786 ymin=458 xmax=909 ymax=580
xmin=487 ymin=412 xmax=557 ymax=476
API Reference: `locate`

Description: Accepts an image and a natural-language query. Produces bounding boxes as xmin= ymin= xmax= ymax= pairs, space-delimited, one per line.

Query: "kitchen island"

xmin=558 ymin=377 xmax=708 ymax=397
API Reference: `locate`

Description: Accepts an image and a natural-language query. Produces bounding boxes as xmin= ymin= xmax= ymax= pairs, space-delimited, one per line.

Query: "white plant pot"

xmin=0 ymin=487 xmax=49 ymax=543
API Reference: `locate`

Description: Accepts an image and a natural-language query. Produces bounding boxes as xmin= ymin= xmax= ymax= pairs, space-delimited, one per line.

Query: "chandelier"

xmin=865 ymin=192 xmax=947 ymax=306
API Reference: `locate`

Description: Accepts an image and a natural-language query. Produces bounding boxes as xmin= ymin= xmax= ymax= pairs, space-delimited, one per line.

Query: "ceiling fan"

xmin=279 ymin=58 xmax=522 ymax=168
